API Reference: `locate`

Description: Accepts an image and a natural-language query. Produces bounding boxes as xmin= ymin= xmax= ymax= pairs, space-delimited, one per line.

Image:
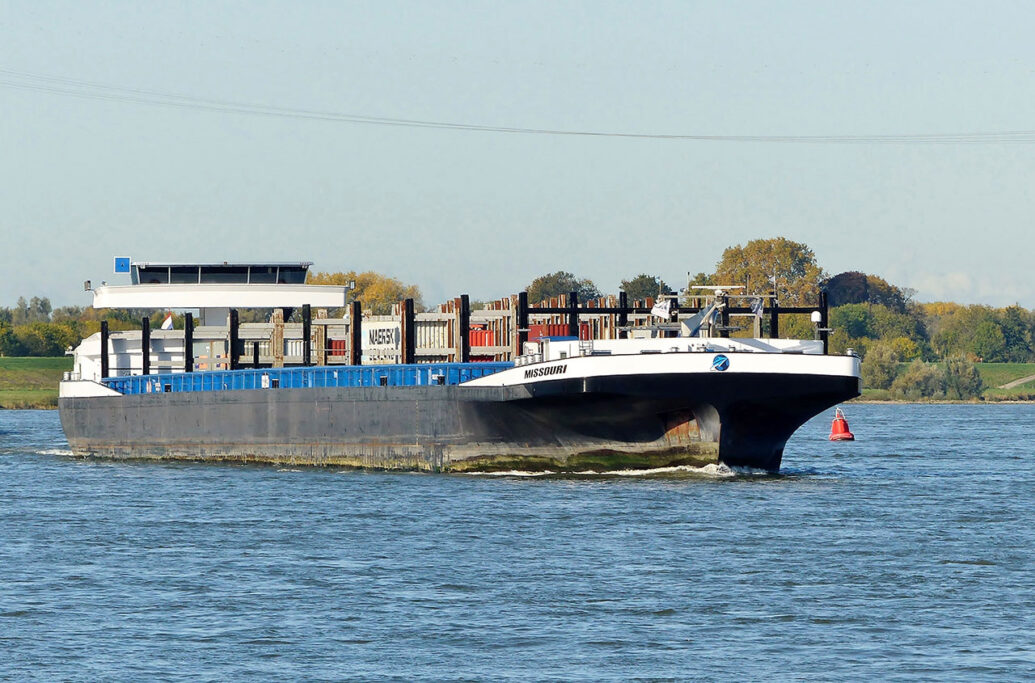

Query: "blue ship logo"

xmin=711 ymin=354 xmax=730 ymax=372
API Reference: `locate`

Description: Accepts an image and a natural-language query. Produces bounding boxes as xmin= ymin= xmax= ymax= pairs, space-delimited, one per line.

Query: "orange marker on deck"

xmin=829 ymin=407 xmax=855 ymax=441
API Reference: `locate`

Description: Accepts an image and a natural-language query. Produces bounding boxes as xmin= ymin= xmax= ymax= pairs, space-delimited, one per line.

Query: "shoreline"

xmin=850 ymin=400 xmax=1035 ymax=405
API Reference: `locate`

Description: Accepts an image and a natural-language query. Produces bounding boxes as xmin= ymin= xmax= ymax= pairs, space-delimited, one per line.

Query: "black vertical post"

xmin=819 ymin=291 xmax=829 ymax=355
xmin=228 ymin=309 xmax=239 ymax=371
xmin=184 ymin=313 xmax=193 ymax=373
xmin=350 ymin=300 xmax=362 ymax=366
xmin=141 ymin=316 xmax=151 ymax=375
xmin=568 ymin=291 xmax=579 ymax=338
xmin=720 ymin=295 xmax=730 ymax=338
xmin=618 ymin=291 xmax=629 ymax=339
xmin=100 ymin=320 xmax=109 ymax=379
xmin=302 ymin=304 xmax=312 ymax=367
xmin=253 ymin=341 xmax=260 ymax=368
xmin=459 ymin=294 xmax=471 ymax=363
xmin=402 ymin=298 xmax=415 ymax=364
xmin=517 ymin=291 xmax=529 ymax=353
xmin=769 ymin=291 xmax=779 ymax=339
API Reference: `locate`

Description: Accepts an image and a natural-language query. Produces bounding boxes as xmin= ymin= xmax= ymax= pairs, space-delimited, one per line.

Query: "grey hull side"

xmin=59 ymin=373 xmax=860 ymax=471
xmin=59 ymin=384 xmax=717 ymax=471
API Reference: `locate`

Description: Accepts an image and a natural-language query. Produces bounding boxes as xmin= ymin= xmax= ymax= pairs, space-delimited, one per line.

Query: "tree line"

xmin=4 ymin=237 xmax=1034 ymax=399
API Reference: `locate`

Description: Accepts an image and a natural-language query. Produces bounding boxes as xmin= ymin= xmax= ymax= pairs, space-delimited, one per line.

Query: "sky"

xmin=2 ymin=0 xmax=1034 ymax=309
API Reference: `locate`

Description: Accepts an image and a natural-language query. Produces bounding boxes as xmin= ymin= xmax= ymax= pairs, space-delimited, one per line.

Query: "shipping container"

xmin=416 ymin=320 xmax=451 ymax=350
xmin=528 ymin=323 xmax=590 ymax=340
xmin=469 ymin=328 xmax=496 ymax=347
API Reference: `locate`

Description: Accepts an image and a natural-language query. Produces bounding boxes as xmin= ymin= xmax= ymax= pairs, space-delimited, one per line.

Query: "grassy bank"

xmin=0 ymin=357 xmax=72 ymax=408
xmin=858 ymin=362 xmax=1035 ymax=402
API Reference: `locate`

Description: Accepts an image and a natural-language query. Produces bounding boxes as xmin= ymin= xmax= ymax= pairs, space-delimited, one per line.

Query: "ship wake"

xmin=463 ymin=463 xmax=772 ymax=478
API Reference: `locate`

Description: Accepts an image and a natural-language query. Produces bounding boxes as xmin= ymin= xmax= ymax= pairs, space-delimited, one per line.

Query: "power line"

xmin=3 ymin=67 xmax=1034 ymax=144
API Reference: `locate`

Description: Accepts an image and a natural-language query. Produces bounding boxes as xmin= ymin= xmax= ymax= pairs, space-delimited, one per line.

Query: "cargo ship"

xmin=59 ymin=260 xmax=861 ymax=472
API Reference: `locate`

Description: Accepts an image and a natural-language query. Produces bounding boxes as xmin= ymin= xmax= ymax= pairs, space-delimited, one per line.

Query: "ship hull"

xmin=59 ymin=371 xmax=860 ymax=472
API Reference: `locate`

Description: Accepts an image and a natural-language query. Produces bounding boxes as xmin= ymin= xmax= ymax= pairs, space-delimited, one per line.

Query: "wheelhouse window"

xmin=169 ymin=266 xmax=201 ymax=284
xmin=200 ymin=266 xmax=250 ymax=284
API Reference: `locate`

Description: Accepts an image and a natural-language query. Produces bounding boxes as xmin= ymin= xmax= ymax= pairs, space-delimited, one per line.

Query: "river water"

xmin=1 ymin=405 xmax=1033 ymax=680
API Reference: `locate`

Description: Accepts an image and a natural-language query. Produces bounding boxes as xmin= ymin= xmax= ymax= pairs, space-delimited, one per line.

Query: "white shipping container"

xmin=362 ymin=320 xmax=402 ymax=364
xmin=415 ymin=320 xmax=450 ymax=350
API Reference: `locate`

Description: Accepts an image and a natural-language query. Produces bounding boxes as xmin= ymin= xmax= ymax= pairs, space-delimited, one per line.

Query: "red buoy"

xmin=829 ymin=407 xmax=855 ymax=441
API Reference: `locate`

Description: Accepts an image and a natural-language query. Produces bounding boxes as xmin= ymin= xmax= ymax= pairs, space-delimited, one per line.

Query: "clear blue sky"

xmin=2 ymin=1 xmax=1034 ymax=308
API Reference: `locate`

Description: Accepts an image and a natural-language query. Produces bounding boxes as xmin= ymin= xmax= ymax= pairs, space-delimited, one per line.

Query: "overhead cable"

xmin=2 ymin=67 xmax=1033 ymax=144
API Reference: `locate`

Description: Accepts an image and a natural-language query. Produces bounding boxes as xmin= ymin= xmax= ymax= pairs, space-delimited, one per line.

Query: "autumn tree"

xmin=307 ymin=270 xmax=423 ymax=315
xmin=620 ymin=274 xmax=674 ymax=302
xmin=712 ymin=237 xmax=826 ymax=306
xmin=526 ymin=271 xmax=601 ymax=304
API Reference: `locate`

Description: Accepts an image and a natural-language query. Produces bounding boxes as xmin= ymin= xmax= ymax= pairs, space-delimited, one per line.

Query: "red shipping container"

xmin=529 ymin=323 xmax=590 ymax=340
xmin=468 ymin=329 xmax=496 ymax=347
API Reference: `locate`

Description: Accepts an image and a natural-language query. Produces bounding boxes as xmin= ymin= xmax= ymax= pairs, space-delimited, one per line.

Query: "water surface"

xmin=1 ymin=405 xmax=1033 ymax=680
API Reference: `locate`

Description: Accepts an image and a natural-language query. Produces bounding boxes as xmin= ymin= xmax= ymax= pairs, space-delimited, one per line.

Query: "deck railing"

xmin=101 ymin=362 xmax=513 ymax=396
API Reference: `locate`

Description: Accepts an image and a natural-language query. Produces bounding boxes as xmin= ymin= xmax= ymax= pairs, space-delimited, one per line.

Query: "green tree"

xmin=827 ymin=327 xmax=861 ymax=355
xmin=997 ymin=306 xmax=1033 ymax=362
xmin=943 ymin=355 xmax=983 ymax=399
xmin=870 ymin=305 xmax=926 ymax=342
xmin=927 ymin=304 xmax=996 ymax=359
xmin=829 ymin=303 xmax=928 ymax=358
xmin=971 ymin=320 xmax=1007 ymax=362
xmin=12 ymin=297 xmax=29 ymax=325
xmin=682 ymin=272 xmax=714 ymax=307
xmin=890 ymin=360 xmax=945 ymax=400
xmin=29 ymin=297 xmax=52 ymax=323
xmin=13 ymin=322 xmax=79 ymax=356
xmin=825 ymin=271 xmax=869 ymax=308
xmin=861 ymin=340 xmax=899 ymax=390
xmin=0 ymin=321 xmax=18 ymax=355
xmin=620 ymin=274 xmax=673 ymax=302
xmin=713 ymin=237 xmax=826 ymax=306
xmin=826 ymin=272 xmax=908 ymax=312
xmin=831 ymin=303 xmax=874 ymax=339
xmin=51 ymin=306 xmax=86 ymax=322
xmin=526 ymin=271 xmax=601 ymax=304
xmin=930 ymin=327 xmax=962 ymax=359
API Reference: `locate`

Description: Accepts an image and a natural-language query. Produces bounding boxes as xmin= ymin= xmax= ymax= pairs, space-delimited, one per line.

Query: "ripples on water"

xmin=1 ymin=406 xmax=1033 ymax=680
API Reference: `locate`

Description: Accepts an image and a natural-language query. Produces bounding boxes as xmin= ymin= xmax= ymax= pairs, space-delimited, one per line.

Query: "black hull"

xmin=59 ymin=372 xmax=860 ymax=472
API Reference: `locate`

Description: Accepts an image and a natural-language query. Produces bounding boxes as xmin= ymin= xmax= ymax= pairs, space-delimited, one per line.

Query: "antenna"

xmin=690 ymin=285 xmax=745 ymax=291
xmin=690 ymin=285 xmax=745 ymax=297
